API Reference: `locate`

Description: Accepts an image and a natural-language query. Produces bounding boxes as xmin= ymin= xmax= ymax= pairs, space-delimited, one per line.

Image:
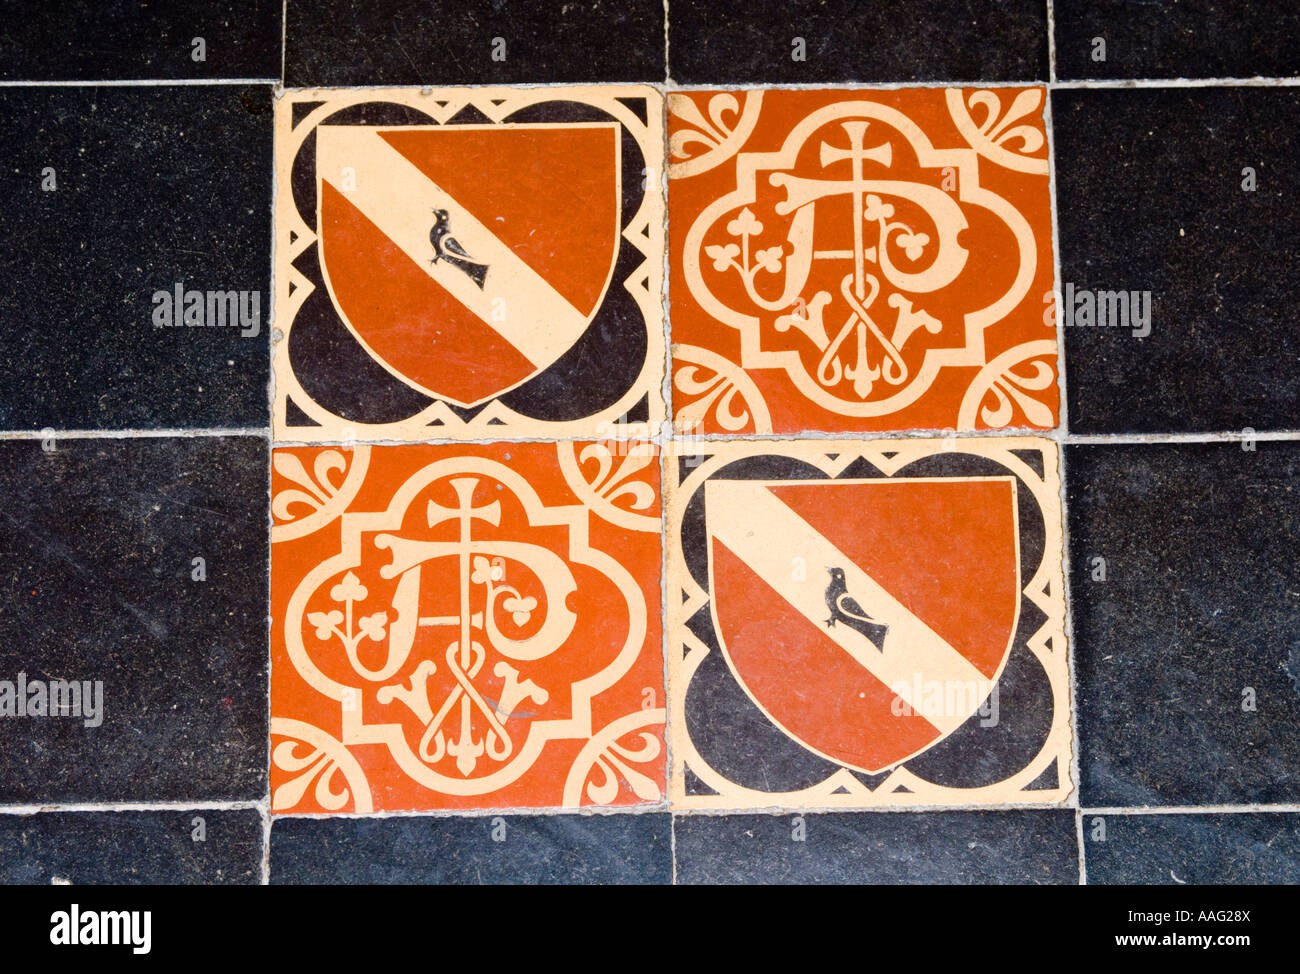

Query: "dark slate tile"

xmin=0 ymin=437 xmax=268 ymax=803
xmin=1084 ymin=812 xmax=1300 ymax=885
xmin=284 ymin=0 xmax=665 ymax=86
xmin=1068 ymin=442 xmax=1300 ymax=806
xmin=1054 ymin=87 xmax=1300 ymax=435
xmin=0 ymin=0 xmax=281 ymax=81
xmin=668 ymin=0 xmax=1048 ymax=83
xmin=674 ymin=810 xmax=1079 ymax=884
xmin=0 ymin=810 xmax=262 ymax=885
xmin=270 ymin=813 xmax=671 ymax=884
xmin=1055 ymin=1 xmax=1300 ymax=81
xmin=0 ymin=85 xmax=271 ymax=432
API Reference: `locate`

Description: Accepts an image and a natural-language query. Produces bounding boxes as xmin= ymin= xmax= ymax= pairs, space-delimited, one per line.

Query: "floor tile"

xmin=665 ymin=437 xmax=1071 ymax=808
xmin=1084 ymin=812 xmax=1300 ymax=885
xmin=0 ymin=0 xmax=281 ymax=81
xmin=669 ymin=87 xmax=1057 ymax=435
xmin=0 ymin=85 xmax=272 ymax=432
xmin=1055 ymin=87 xmax=1300 ymax=435
xmin=285 ymin=0 xmax=665 ymax=87
xmin=668 ymin=0 xmax=1049 ymax=84
xmin=273 ymin=87 xmax=665 ymax=442
xmin=270 ymin=812 xmax=671 ymax=884
xmin=0 ymin=810 xmax=262 ymax=885
xmin=0 ymin=437 xmax=268 ymax=803
xmin=676 ymin=809 xmax=1078 ymax=884
xmin=1069 ymin=442 xmax=1300 ymax=806
xmin=1055 ymin=0 xmax=1300 ymax=81
xmin=271 ymin=441 xmax=664 ymax=813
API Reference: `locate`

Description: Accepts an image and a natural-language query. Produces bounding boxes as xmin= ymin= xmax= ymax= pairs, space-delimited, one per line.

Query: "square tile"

xmin=273 ymin=87 xmax=665 ymax=442
xmin=1083 ymin=812 xmax=1300 ymax=885
xmin=665 ymin=436 xmax=1071 ymax=809
xmin=285 ymin=0 xmax=666 ymax=86
xmin=669 ymin=0 xmax=1049 ymax=84
xmin=0 ymin=437 xmax=268 ymax=803
xmin=0 ymin=0 xmax=281 ymax=81
xmin=675 ymin=809 xmax=1078 ymax=884
xmin=1054 ymin=0 xmax=1300 ymax=81
xmin=271 ymin=441 xmax=664 ymax=813
xmin=668 ymin=87 xmax=1057 ymax=435
xmin=0 ymin=86 xmax=271 ymax=432
xmin=270 ymin=812 xmax=671 ymax=884
xmin=0 ymin=810 xmax=263 ymax=885
xmin=1068 ymin=442 xmax=1300 ymax=806
xmin=1054 ymin=87 xmax=1300 ymax=435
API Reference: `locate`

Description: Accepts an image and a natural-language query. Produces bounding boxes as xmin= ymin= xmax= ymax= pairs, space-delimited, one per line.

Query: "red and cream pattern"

xmin=271 ymin=442 xmax=665 ymax=812
xmin=669 ymin=88 xmax=1058 ymax=434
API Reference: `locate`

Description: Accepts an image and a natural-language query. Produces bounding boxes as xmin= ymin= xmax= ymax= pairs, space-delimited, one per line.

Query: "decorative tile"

xmin=665 ymin=436 xmax=1071 ymax=809
xmin=1055 ymin=0 xmax=1300 ymax=81
xmin=0 ymin=437 xmax=268 ymax=803
xmin=285 ymin=0 xmax=666 ymax=87
xmin=1083 ymin=813 xmax=1300 ymax=886
xmin=668 ymin=87 xmax=1057 ymax=435
xmin=270 ymin=441 xmax=664 ymax=813
xmin=1055 ymin=87 xmax=1300 ymax=434
xmin=0 ymin=0 xmax=281 ymax=81
xmin=270 ymin=812 xmax=671 ymax=884
xmin=1068 ymin=442 xmax=1300 ymax=806
xmin=273 ymin=87 xmax=664 ymax=442
xmin=0 ymin=86 xmax=271 ymax=432
xmin=668 ymin=0 xmax=1050 ymax=84
xmin=675 ymin=809 xmax=1078 ymax=884
xmin=0 ymin=810 xmax=262 ymax=885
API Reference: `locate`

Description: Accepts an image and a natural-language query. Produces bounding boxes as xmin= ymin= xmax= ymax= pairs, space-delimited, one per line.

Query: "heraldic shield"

xmin=316 ymin=122 xmax=621 ymax=407
xmin=705 ymin=477 xmax=1020 ymax=774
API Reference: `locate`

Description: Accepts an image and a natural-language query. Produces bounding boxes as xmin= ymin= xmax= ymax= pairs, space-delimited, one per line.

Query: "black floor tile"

xmin=1069 ymin=442 xmax=1300 ymax=806
xmin=0 ymin=0 xmax=281 ymax=81
xmin=1055 ymin=1 xmax=1300 ymax=81
xmin=284 ymin=0 xmax=666 ymax=86
xmin=269 ymin=813 xmax=671 ymax=884
xmin=1054 ymin=87 xmax=1300 ymax=435
xmin=674 ymin=810 xmax=1078 ymax=884
xmin=0 ymin=437 xmax=268 ymax=804
xmin=668 ymin=0 xmax=1048 ymax=83
xmin=0 ymin=809 xmax=262 ymax=884
xmin=1084 ymin=812 xmax=1300 ymax=885
xmin=0 ymin=85 xmax=271 ymax=432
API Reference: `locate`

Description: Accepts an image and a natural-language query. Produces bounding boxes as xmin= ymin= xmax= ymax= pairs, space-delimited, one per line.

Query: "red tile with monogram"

xmin=669 ymin=87 xmax=1057 ymax=435
xmin=270 ymin=441 xmax=664 ymax=813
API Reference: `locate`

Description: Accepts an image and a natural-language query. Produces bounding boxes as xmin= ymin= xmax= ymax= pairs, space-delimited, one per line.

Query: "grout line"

xmin=1075 ymin=808 xmax=1087 ymax=884
xmin=1082 ymin=805 xmax=1300 ymax=816
xmin=670 ymin=811 xmax=679 ymax=885
xmin=0 ymin=78 xmax=278 ymax=87
xmin=1049 ymin=76 xmax=1300 ymax=88
xmin=0 ymin=800 xmax=262 ymax=815
xmin=662 ymin=0 xmax=671 ymax=85
xmin=0 ymin=427 xmax=269 ymax=441
xmin=264 ymin=30 xmax=281 ymax=885
xmin=281 ymin=0 xmax=289 ymax=87
xmin=1044 ymin=83 xmax=1085 ymax=831
xmin=2 ymin=428 xmax=1297 ymax=446
xmin=1046 ymin=0 xmax=1057 ymax=85
xmin=266 ymin=76 xmax=1300 ymax=96
xmin=7 ymin=799 xmax=1297 ymax=818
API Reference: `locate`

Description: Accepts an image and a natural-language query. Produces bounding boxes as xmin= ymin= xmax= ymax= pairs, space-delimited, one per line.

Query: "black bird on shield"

xmin=825 ymin=566 xmax=889 ymax=652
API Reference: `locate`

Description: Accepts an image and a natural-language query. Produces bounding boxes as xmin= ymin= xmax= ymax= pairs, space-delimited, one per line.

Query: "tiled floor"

xmin=1 ymin=0 xmax=1298 ymax=886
